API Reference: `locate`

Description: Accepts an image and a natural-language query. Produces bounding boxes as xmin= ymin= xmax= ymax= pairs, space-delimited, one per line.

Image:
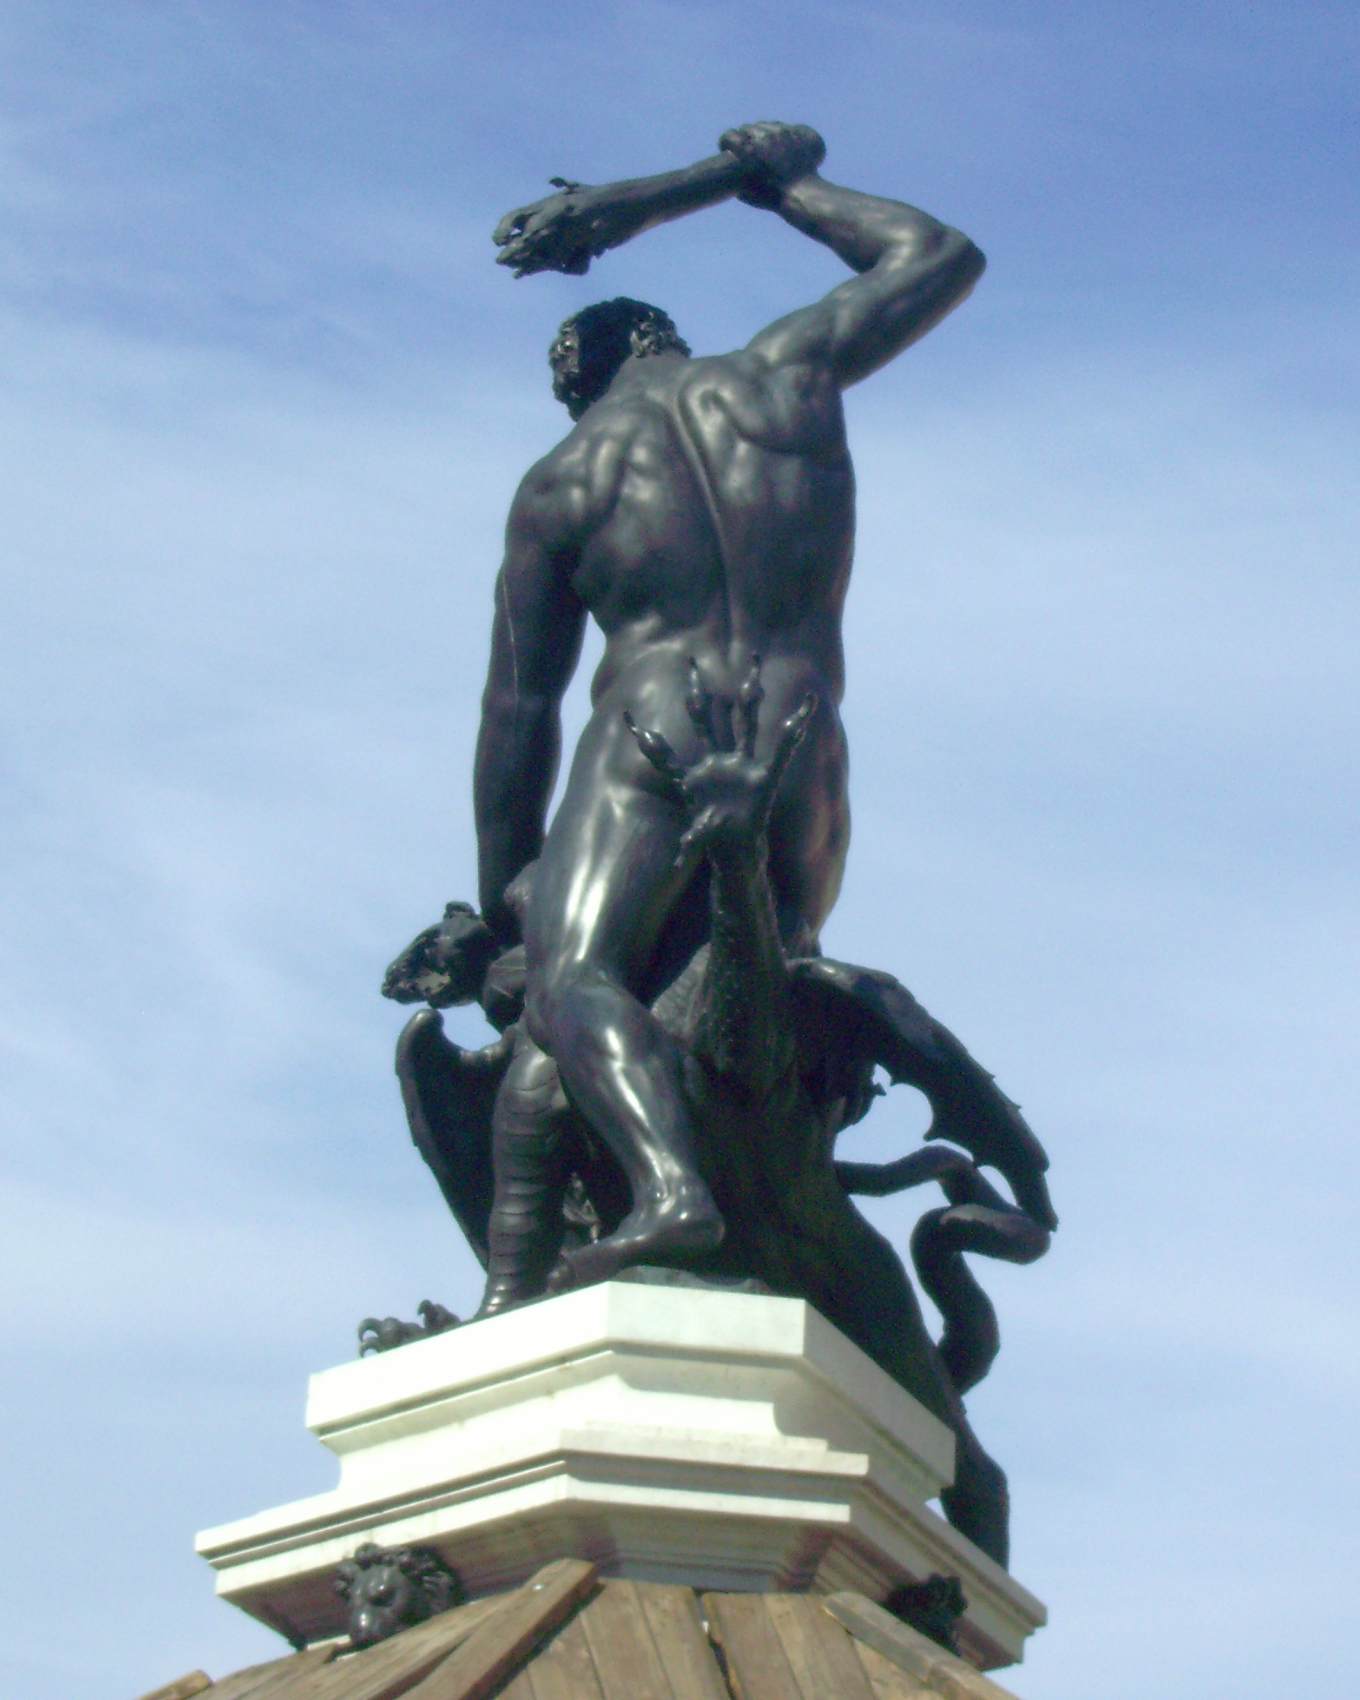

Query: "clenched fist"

xmin=718 ymin=121 xmax=826 ymax=207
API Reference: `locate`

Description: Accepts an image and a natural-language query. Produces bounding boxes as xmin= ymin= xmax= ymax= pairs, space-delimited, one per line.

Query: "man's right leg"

xmin=523 ymin=783 xmax=723 ymax=1286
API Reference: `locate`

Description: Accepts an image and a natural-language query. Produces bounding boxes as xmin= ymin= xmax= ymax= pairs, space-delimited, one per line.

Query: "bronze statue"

xmin=382 ymin=124 xmax=1055 ymax=1567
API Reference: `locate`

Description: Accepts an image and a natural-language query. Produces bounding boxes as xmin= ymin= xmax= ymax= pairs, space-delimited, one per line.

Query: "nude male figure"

xmin=470 ymin=122 xmax=985 ymax=1290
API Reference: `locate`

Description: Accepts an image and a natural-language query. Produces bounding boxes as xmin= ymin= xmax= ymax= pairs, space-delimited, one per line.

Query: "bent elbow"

xmin=945 ymin=230 xmax=986 ymax=287
xmin=889 ymin=225 xmax=985 ymax=297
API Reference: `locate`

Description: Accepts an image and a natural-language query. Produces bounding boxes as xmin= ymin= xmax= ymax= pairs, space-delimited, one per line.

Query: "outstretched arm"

xmin=492 ymin=122 xmax=983 ymax=390
xmin=490 ymin=123 xmax=832 ymax=278
xmin=492 ymin=152 xmax=749 ymax=278
xmin=474 ymin=489 xmax=586 ymax=942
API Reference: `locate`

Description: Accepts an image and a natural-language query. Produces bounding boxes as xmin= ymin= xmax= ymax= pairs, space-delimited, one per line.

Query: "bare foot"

xmin=548 ymin=1188 xmax=724 ymax=1291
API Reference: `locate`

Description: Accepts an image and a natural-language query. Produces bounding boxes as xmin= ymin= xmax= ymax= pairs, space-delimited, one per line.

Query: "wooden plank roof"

xmin=138 ymin=1564 xmax=1025 ymax=1700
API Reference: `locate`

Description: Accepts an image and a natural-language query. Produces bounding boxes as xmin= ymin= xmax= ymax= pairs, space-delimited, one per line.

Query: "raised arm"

xmin=490 ymin=125 xmax=829 ymax=279
xmin=492 ymin=152 xmax=749 ymax=279
xmin=723 ymin=124 xmax=986 ymax=388
xmin=491 ymin=122 xmax=984 ymax=391
xmin=474 ymin=486 xmax=586 ymax=942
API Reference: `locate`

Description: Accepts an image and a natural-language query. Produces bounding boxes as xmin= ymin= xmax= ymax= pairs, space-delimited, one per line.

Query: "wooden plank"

xmin=522 ymin=1608 xmax=605 ymax=1700
xmin=854 ymin=1641 xmax=939 ymax=1700
xmin=291 ymin=1594 xmax=511 ymax=1700
xmin=135 ymin=1674 xmax=213 ymax=1700
xmin=495 ymin=1671 xmax=538 ymax=1700
xmin=852 ymin=1642 xmax=899 ymax=1700
xmin=702 ymin=1593 xmax=801 ymax=1700
xmin=763 ymin=1595 xmax=877 ymax=1700
xmin=162 ymin=1654 xmax=285 ymax=1700
xmin=399 ymin=1558 xmax=598 ymax=1700
xmin=574 ymin=1580 xmax=671 ymax=1700
xmin=634 ymin=1584 xmax=729 ymax=1700
xmin=201 ymin=1644 xmax=337 ymax=1700
xmin=820 ymin=1595 xmax=1019 ymax=1700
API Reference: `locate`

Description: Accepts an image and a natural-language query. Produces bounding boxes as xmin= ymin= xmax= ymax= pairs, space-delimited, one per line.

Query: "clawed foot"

xmin=624 ymin=656 xmax=816 ymax=865
xmin=357 ymin=1300 xmax=460 ymax=1356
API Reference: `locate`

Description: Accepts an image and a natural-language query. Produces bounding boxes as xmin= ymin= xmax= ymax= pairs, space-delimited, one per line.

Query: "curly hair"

xmin=550 ymin=297 xmax=691 ymax=418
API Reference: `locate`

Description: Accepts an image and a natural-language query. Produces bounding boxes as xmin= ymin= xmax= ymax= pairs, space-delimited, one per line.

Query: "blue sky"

xmin=4 ymin=4 xmax=1358 ymax=1695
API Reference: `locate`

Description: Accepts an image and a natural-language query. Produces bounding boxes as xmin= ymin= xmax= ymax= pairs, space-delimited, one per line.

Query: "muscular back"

xmin=522 ymin=348 xmax=854 ymax=711
xmin=475 ymin=136 xmax=984 ymax=933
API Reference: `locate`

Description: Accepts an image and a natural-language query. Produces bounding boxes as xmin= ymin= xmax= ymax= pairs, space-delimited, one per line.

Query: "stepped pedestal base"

xmin=196 ymin=1282 xmax=1044 ymax=1670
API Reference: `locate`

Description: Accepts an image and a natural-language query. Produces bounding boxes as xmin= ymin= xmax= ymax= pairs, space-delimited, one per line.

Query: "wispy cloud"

xmin=4 ymin=7 xmax=1357 ymax=1698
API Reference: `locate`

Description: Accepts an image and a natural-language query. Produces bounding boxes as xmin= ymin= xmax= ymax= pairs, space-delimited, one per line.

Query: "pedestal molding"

xmin=197 ymin=1283 xmax=1044 ymax=1670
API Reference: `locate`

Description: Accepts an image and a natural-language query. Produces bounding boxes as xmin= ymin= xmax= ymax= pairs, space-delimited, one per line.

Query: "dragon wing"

xmin=788 ymin=957 xmax=1057 ymax=1232
xmin=393 ymin=1009 xmax=514 ymax=1266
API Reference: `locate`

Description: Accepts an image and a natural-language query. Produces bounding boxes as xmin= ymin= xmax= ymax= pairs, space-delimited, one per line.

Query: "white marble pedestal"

xmin=196 ymin=1281 xmax=1044 ymax=1671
